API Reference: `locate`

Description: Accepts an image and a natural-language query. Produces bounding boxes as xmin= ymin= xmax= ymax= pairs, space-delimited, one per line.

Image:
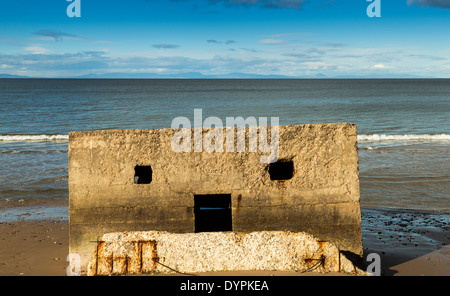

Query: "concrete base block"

xmin=87 ymin=230 xmax=366 ymax=276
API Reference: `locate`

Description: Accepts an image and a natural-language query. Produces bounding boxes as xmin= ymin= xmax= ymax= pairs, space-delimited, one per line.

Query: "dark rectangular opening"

xmin=134 ymin=165 xmax=152 ymax=184
xmin=269 ymin=160 xmax=294 ymax=181
xmin=194 ymin=194 xmax=232 ymax=233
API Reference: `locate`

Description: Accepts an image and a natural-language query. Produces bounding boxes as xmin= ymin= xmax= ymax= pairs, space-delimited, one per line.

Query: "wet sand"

xmin=0 ymin=207 xmax=449 ymax=276
xmin=361 ymin=207 xmax=450 ymax=276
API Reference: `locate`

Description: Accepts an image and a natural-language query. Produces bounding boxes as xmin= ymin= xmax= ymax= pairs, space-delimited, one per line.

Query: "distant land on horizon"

xmin=0 ymin=72 xmax=437 ymax=79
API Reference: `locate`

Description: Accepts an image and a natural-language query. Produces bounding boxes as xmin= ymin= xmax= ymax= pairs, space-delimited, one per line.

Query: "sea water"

xmin=0 ymin=79 xmax=449 ymax=214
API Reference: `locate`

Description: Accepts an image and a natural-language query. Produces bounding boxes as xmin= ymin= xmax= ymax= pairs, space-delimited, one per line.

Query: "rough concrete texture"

xmin=69 ymin=123 xmax=362 ymax=273
xmin=87 ymin=230 xmax=365 ymax=276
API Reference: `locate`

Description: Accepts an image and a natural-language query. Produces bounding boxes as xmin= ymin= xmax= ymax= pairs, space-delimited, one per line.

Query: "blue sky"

xmin=0 ymin=0 xmax=449 ymax=77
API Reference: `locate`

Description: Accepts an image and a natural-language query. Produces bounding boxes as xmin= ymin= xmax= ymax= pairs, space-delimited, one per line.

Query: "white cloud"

xmin=407 ymin=0 xmax=450 ymax=9
xmin=152 ymin=44 xmax=180 ymax=49
xmin=266 ymin=32 xmax=312 ymax=38
xmin=372 ymin=64 xmax=396 ymax=70
xmin=23 ymin=45 xmax=51 ymax=54
xmin=259 ymin=39 xmax=284 ymax=45
xmin=302 ymin=61 xmax=335 ymax=70
xmin=1 ymin=43 xmax=448 ymax=78
xmin=372 ymin=64 xmax=387 ymax=69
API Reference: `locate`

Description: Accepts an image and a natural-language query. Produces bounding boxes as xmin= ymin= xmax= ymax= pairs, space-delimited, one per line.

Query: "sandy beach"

xmin=0 ymin=219 xmax=68 ymax=276
xmin=0 ymin=207 xmax=448 ymax=276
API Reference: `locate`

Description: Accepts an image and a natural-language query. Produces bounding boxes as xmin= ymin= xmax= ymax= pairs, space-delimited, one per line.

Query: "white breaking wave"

xmin=358 ymin=134 xmax=450 ymax=142
xmin=0 ymin=134 xmax=69 ymax=142
xmin=1 ymin=133 xmax=449 ymax=143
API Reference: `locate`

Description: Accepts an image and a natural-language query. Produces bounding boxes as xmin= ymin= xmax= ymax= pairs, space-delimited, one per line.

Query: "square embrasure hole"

xmin=268 ymin=160 xmax=294 ymax=181
xmin=134 ymin=165 xmax=152 ymax=184
xmin=194 ymin=194 xmax=232 ymax=233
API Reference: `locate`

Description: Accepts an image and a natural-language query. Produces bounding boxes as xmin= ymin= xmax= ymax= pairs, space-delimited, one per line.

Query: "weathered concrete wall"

xmin=69 ymin=123 xmax=362 ymax=273
xmin=86 ymin=231 xmax=366 ymax=276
